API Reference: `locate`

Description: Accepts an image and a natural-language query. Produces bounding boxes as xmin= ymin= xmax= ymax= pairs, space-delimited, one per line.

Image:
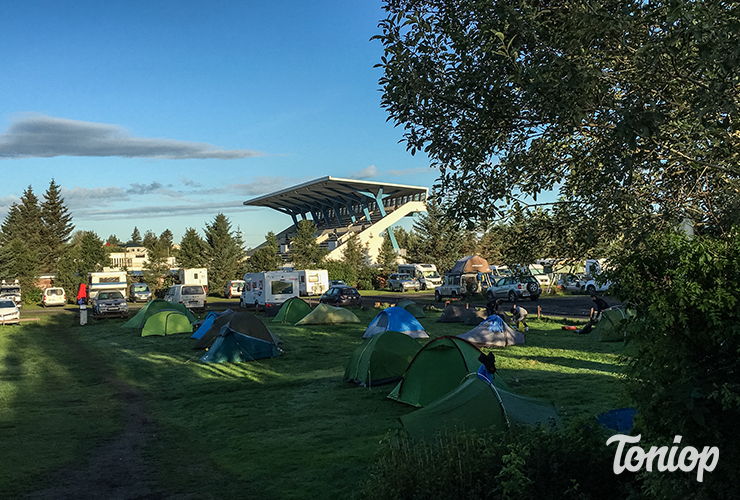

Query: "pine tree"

xmin=130 ymin=227 xmax=142 ymax=245
xmin=341 ymin=232 xmax=365 ymax=272
xmin=407 ymin=202 xmax=465 ymax=273
xmin=376 ymin=233 xmax=398 ymax=273
xmin=54 ymin=231 xmax=110 ymax=301
xmin=244 ymin=231 xmax=282 ymax=273
xmin=142 ymin=230 xmax=158 ymax=251
xmin=204 ymin=214 xmax=245 ymax=295
xmin=143 ymin=240 xmax=170 ymax=294
xmin=290 ymin=220 xmax=326 ymax=269
xmin=40 ymin=179 xmax=74 ymax=273
xmin=178 ymin=228 xmax=208 ymax=268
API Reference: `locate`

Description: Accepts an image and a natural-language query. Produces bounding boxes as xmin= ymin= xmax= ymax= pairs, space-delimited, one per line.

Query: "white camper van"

xmin=241 ymin=271 xmax=300 ymax=314
xmin=396 ymin=263 xmax=442 ymax=290
xmin=179 ymin=268 xmax=208 ymax=293
xmin=296 ymin=269 xmax=329 ymax=297
xmin=88 ymin=271 xmax=128 ymax=300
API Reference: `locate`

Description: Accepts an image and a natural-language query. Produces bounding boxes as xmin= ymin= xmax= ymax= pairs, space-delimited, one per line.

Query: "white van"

xmin=42 ymin=287 xmax=66 ymax=307
xmin=165 ymin=284 xmax=207 ymax=312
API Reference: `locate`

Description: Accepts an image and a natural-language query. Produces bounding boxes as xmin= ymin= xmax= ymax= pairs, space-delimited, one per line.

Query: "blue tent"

xmin=191 ymin=309 xmax=235 ymax=339
xmin=363 ymin=306 xmax=428 ymax=339
xmin=200 ymin=326 xmax=281 ymax=363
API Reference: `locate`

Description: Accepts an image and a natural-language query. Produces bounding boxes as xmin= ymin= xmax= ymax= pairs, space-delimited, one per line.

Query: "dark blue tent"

xmin=199 ymin=326 xmax=280 ymax=363
xmin=363 ymin=306 xmax=428 ymax=339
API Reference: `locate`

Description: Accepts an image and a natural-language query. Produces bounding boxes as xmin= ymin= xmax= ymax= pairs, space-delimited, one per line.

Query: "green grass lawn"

xmin=0 ymin=307 xmax=628 ymax=499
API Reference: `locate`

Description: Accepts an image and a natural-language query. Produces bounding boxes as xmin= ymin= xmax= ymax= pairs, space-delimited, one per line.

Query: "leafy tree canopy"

xmin=375 ymin=0 xmax=740 ymax=238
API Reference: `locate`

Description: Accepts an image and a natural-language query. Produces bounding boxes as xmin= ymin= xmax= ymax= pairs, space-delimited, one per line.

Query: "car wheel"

xmin=587 ymin=285 xmax=596 ymax=295
xmin=508 ymin=291 xmax=517 ymax=302
xmin=526 ymin=282 xmax=539 ymax=294
xmin=421 ymin=283 xmax=427 ymax=291
xmin=434 ymin=290 xmax=441 ymax=302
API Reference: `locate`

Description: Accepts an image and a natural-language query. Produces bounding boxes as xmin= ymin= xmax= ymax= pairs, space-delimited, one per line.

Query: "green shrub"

xmin=358 ymin=418 xmax=637 ymax=500
xmin=23 ymin=287 xmax=42 ymax=305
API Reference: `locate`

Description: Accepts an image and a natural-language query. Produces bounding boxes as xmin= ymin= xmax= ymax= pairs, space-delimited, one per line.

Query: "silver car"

xmin=486 ymin=276 xmax=541 ymax=302
xmin=91 ymin=290 xmax=129 ymax=318
xmin=388 ymin=273 xmax=420 ymax=292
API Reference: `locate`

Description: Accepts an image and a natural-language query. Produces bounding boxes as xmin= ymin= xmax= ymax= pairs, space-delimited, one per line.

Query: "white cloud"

xmin=349 ymin=165 xmax=378 ymax=179
xmin=0 ymin=113 xmax=265 ymax=160
xmin=386 ymin=167 xmax=431 ymax=176
xmin=75 ymin=201 xmax=260 ymax=220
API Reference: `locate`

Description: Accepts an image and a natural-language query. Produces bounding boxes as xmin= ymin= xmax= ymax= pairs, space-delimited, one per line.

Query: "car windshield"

xmin=182 ymin=286 xmax=205 ymax=295
xmin=1 ymin=287 xmax=20 ymax=294
xmin=0 ymin=300 xmax=15 ymax=308
xmin=398 ymin=274 xmax=412 ymax=280
xmin=422 ymin=270 xmax=439 ymax=278
xmin=99 ymin=292 xmax=124 ymax=300
xmin=133 ymin=284 xmax=149 ymax=292
xmin=521 ymin=276 xmax=538 ymax=284
xmin=47 ymin=289 xmax=63 ymax=296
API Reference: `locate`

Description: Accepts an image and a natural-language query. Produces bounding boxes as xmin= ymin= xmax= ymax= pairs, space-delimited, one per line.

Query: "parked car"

xmin=486 ymin=276 xmax=541 ymax=302
xmin=0 ymin=299 xmax=20 ymax=325
xmin=319 ymin=285 xmax=362 ymax=307
xmin=557 ymin=273 xmax=610 ymax=295
xmin=128 ymin=283 xmax=152 ymax=303
xmin=165 ymin=284 xmax=207 ymax=312
xmin=91 ymin=290 xmax=129 ymax=318
xmin=388 ymin=273 xmax=420 ymax=292
xmin=42 ymin=287 xmax=66 ymax=307
xmin=224 ymin=280 xmax=245 ymax=299
xmin=329 ymin=279 xmax=347 ymax=287
xmin=0 ymin=280 xmax=22 ymax=308
xmin=557 ymin=273 xmax=586 ymax=294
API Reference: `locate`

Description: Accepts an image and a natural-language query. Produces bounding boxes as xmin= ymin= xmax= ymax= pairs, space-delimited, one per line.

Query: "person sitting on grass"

xmin=510 ymin=304 xmax=529 ymax=332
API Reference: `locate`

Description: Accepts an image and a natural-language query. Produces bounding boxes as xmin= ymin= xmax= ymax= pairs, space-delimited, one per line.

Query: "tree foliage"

xmin=178 ymin=228 xmax=208 ymax=269
xmin=129 ymin=227 xmax=142 ymax=245
xmin=290 ymin=220 xmax=326 ymax=270
xmin=375 ymin=0 xmax=740 ymax=238
xmin=406 ymin=202 xmax=466 ymax=272
xmin=40 ymin=179 xmax=74 ymax=272
xmin=244 ymin=231 xmax=283 ymax=273
xmin=204 ymin=214 xmax=245 ymax=294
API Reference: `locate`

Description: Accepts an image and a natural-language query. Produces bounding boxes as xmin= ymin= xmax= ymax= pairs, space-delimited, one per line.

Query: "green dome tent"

xmin=395 ymin=299 xmax=425 ymax=318
xmin=344 ymin=331 xmax=422 ymax=387
xmin=295 ymin=303 xmax=361 ymax=325
xmin=141 ymin=310 xmax=193 ymax=337
xmin=589 ymin=308 xmax=636 ymax=342
xmin=194 ymin=311 xmax=279 ymax=350
xmin=400 ymin=373 xmax=559 ymax=441
xmin=200 ymin=326 xmax=281 ymax=363
xmin=122 ymin=299 xmax=196 ymax=329
xmin=388 ymin=336 xmax=509 ymax=407
xmin=273 ymin=297 xmax=312 ymax=324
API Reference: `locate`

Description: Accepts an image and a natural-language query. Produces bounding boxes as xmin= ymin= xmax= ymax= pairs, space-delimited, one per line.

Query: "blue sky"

xmin=0 ymin=1 xmax=438 ymax=248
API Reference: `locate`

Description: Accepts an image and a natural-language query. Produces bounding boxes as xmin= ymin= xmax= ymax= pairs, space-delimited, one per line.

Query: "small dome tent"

xmin=457 ymin=315 xmax=524 ymax=347
xmin=194 ymin=312 xmax=279 ymax=350
xmin=388 ymin=336 xmax=508 ymax=407
xmin=273 ymin=297 xmax=312 ymax=324
xmin=345 ymin=331 xmax=422 ymax=387
xmin=589 ymin=308 xmax=636 ymax=342
xmin=200 ymin=326 xmax=281 ymax=363
xmin=141 ymin=310 xmax=193 ymax=337
xmin=122 ymin=298 xmax=196 ymax=329
xmin=295 ymin=303 xmax=361 ymax=325
xmin=363 ymin=307 xmax=428 ymax=339
xmin=395 ymin=299 xmax=425 ymax=318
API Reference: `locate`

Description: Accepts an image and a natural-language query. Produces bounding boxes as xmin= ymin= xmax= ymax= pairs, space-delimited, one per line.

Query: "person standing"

xmin=591 ymin=295 xmax=610 ymax=322
xmin=510 ymin=304 xmax=529 ymax=331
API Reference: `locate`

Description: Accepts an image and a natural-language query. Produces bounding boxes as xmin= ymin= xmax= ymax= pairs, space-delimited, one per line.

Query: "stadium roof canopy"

xmin=243 ymin=176 xmax=428 ymax=227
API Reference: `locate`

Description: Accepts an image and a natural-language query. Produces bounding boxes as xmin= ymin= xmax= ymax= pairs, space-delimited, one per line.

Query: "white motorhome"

xmin=178 ymin=268 xmax=208 ymax=293
xmin=295 ymin=269 xmax=329 ymax=297
xmin=241 ymin=271 xmax=300 ymax=313
xmin=88 ymin=271 xmax=128 ymax=300
xmin=397 ymin=263 xmax=442 ymax=290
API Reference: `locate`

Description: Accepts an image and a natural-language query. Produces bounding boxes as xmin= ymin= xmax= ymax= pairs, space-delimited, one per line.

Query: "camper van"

xmin=88 ymin=271 xmax=128 ymax=300
xmin=178 ymin=268 xmax=208 ymax=293
xmin=434 ymin=256 xmax=494 ymax=301
xmin=295 ymin=269 xmax=329 ymax=297
xmin=397 ymin=263 xmax=442 ymax=290
xmin=241 ymin=271 xmax=300 ymax=314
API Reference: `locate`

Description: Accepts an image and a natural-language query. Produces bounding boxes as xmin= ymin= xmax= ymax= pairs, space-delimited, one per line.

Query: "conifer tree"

xmin=40 ymin=179 xmax=74 ymax=273
xmin=204 ymin=214 xmax=245 ymax=294
xmin=142 ymin=230 xmax=158 ymax=251
xmin=244 ymin=231 xmax=282 ymax=273
xmin=177 ymin=228 xmax=208 ymax=268
xmin=290 ymin=220 xmax=326 ymax=270
xmin=130 ymin=227 xmax=142 ymax=245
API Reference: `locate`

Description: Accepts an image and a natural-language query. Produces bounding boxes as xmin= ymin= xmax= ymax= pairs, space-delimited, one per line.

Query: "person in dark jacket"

xmin=591 ymin=295 xmax=610 ymax=321
xmin=510 ymin=304 xmax=529 ymax=331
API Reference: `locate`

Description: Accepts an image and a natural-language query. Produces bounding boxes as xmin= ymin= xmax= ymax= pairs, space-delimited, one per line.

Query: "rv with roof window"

xmin=241 ymin=271 xmax=300 ymax=315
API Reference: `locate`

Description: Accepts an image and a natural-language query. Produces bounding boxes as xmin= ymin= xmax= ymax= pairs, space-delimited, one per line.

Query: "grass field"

xmin=0 ymin=306 xmax=629 ymax=499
